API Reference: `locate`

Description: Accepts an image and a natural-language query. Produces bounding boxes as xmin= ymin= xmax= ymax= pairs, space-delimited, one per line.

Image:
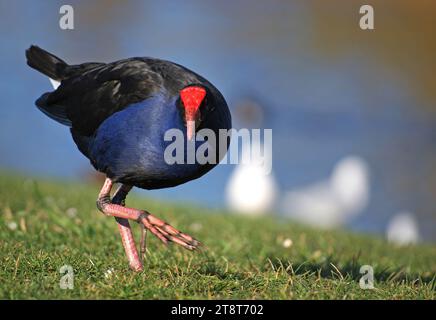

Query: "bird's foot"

xmin=136 ymin=211 xmax=201 ymax=251
xmin=97 ymin=178 xmax=201 ymax=259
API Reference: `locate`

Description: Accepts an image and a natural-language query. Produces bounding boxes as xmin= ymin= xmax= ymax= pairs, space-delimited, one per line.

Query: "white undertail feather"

xmin=49 ymin=78 xmax=61 ymax=90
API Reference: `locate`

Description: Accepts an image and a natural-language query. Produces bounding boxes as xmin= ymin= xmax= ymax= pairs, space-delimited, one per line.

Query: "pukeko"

xmin=26 ymin=45 xmax=231 ymax=272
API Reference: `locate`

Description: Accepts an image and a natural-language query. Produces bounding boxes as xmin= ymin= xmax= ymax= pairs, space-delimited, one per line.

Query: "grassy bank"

xmin=0 ymin=173 xmax=434 ymax=299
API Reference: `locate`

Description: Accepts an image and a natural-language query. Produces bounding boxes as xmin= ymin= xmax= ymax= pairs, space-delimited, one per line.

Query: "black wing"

xmin=37 ymin=59 xmax=167 ymax=136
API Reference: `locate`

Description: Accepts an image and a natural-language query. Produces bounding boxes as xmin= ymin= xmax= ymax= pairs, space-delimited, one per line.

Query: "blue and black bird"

xmin=26 ymin=45 xmax=231 ymax=271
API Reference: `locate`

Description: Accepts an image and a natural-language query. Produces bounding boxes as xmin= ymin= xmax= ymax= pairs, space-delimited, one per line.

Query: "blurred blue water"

xmin=0 ymin=1 xmax=435 ymax=241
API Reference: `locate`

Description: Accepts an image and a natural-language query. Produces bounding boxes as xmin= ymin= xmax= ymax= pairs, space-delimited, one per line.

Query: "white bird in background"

xmin=281 ymin=156 xmax=370 ymax=229
xmin=225 ymin=140 xmax=278 ymax=216
xmin=225 ymin=97 xmax=277 ymax=216
xmin=386 ymin=212 xmax=420 ymax=246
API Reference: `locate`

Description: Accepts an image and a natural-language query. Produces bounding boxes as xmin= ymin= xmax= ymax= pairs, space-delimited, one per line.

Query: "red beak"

xmin=180 ymin=86 xmax=206 ymax=141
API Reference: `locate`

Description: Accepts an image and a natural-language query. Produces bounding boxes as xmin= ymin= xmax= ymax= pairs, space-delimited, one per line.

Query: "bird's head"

xmin=179 ymin=85 xmax=208 ymax=140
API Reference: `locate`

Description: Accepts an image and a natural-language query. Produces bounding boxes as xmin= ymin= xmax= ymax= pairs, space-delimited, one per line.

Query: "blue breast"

xmin=89 ymin=96 xmax=215 ymax=189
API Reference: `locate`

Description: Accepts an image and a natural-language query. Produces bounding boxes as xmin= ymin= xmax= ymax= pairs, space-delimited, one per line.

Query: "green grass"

xmin=0 ymin=172 xmax=435 ymax=299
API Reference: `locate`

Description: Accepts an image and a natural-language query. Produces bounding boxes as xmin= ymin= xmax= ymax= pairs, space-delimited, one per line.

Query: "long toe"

xmin=138 ymin=211 xmax=201 ymax=250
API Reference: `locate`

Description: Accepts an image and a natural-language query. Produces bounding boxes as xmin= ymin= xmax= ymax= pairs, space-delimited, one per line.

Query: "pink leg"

xmin=112 ymin=184 xmax=143 ymax=272
xmin=96 ymin=178 xmax=200 ymax=271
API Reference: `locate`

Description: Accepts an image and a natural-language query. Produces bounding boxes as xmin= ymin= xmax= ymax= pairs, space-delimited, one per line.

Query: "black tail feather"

xmin=25 ymin=45 xmax=68 ymax=81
